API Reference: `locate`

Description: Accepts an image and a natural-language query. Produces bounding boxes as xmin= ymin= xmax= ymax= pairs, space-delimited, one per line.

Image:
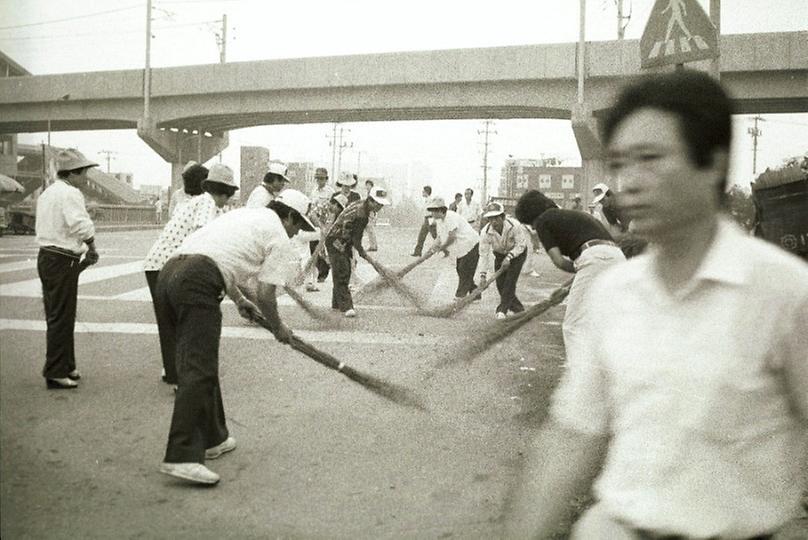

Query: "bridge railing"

xmin=88 ymin=204 xmax=160 ymax=224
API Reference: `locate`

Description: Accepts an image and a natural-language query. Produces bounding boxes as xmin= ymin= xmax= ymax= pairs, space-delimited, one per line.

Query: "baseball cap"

xmin=274 ymin=189 xmax=315 ymax=231
xmin=482 ymin=201 xmax=505 ymax=218
xmin=592 ymin=182 xmax=610 ymax=204
xmin=265 ymin=162 xmax=290 ymax=183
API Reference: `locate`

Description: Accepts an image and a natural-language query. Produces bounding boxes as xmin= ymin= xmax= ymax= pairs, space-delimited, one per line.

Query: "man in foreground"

xmin=506 ymin=70 xmax=808 ymax=538
xmin=156 ymin=190 xmax=314 ymax=485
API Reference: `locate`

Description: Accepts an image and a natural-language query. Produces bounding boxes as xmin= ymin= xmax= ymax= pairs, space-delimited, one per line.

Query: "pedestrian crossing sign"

xmin=640 ymin=0 xmax=719 ymax=69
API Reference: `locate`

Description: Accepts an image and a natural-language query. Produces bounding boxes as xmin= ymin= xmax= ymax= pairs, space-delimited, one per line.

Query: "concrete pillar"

xmin=136 ymin=117 xmax=229 ymax=200
xmin=571 ymin=102 xmax=609 ymax=207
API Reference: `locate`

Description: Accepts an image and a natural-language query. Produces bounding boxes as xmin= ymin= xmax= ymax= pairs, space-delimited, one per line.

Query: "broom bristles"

xmin=437 ymin=277 xmax=574 ymax=367
xmin=282 ymin=286 xmax=342 ymax=326
xmin=354 ymin=251 xmax=434 ymax=301
xmin=418 ymin=265 xmax=507 ymax=318
xmin=362 ymin=253 xmax=428 ymax=310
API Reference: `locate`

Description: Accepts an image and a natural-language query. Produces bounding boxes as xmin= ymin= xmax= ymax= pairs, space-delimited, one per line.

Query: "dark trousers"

xmin=494 ymin=250 xmax=526 ymax=314
xmin=145 ymin=270 xmax=177 ymax=384
xmin=412 ymin=217 xmax=437 ymax=255
xmin=38 ymin=248 xmax=80 ymax=379
xmin=455 ymin=244 xmax=479 ymax=298
xmin=326 ymin=241 xmax=353 ymax=312
xmin=309 ymin=240 xmax=330 ymax=281
xmin=156 ymin=255 xmax=229 ymax=464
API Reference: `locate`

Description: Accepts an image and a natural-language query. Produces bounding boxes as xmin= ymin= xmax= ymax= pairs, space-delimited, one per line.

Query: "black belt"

xmin=40 ymin=245 xmax=81 ymax=260
xmin=572 ymin=239 xmax=617 ymax=260
xmin=634 ymin=529 xmax=771 ymax=540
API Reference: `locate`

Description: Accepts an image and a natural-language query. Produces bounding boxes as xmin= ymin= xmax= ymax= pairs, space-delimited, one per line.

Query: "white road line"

xmin=0 ymin=318 xmax=444 ymax=345
xmin=0 ymin=261 xmax=144 ymax=297
xmin=0 ymin=259 xmax=37 ymax=273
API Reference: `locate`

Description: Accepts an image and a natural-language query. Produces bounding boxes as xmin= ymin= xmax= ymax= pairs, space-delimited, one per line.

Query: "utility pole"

xmin=615 ymin=0 xmax=630 ymax=39
xmin=748 ymin=115 xmax=764 ymax=177
xmin=477 ymin=120 xmax=496 ymax=203
xmin=216 ymin=14 xmax=227 ymax=63
xmin=99 ymin=150 xmax=117 ymax=173
xmin=328 ymin=124 xmax=338 ymax=178
xmin=335 ymin=126 xmax=352 ymax=180
xmin=710 ymin=0 xmax=721 ymax=79
xmin=356 ymin=150 xmax=363 ymax=177
xmin=144 ymin=0 xmax=152 ymax=120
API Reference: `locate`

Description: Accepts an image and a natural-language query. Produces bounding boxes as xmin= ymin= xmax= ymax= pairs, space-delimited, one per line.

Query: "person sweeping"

xmin=424 ymin=196 xmax=480 ymax=302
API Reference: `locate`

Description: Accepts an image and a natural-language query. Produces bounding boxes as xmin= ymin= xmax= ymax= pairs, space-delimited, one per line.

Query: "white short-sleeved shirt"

xmin=551 ymin=218 xmax=808 ymax=537
xmin=175 ymin=207 xmax=298 ymax=289
xmin=434 ymin=210 xmax=478 ymax=259
xmin=35 ymin=180 xmax=95 ymax=254
xmin=245 ymin=185 xmax=274 ymax=209
xmin=457 ymin=198 xmax=481 ymax=223
xmin=143 ymin=193 xmax=222 ymax=271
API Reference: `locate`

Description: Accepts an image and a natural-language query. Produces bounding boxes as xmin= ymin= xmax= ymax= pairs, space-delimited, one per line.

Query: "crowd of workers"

xmin=30 ymin=70 xmax=807 ymax=538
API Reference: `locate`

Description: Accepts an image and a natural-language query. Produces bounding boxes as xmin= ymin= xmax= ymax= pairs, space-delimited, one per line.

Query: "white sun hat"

xmin=368 ymin=186 xmax=390 ymax=206
xmin=274 ymin=189 xmax=315 ymax=231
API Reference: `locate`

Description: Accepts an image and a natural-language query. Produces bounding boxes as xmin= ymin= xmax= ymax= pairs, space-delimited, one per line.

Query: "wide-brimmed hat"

xmin=426 ymin=196 xmax=447 ymax=210
xmin=482 ymin=201 xmax=505 ymax=218
xmin=265 ymin=162 xmax=290 ymax=183
xmin=592 ymin=182 xmax=610 ymax=204
xmin=336 ymin=172 xmax=357 ymax=187
xmin=314 ymin=167 xmax=328 ymax=179
xmin=56 ymin=148 xmax=98 ymax=173
xmin=203 ymin=164 xmax=238 ymax=189
xmin=368 ymin=186 xmax=390 ymax=206
xmin=274 ymin=189 xmax=315 ymax=231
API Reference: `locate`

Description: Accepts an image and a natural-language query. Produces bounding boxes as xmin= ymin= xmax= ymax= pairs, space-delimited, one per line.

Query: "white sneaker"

xmin=344 ymin=309 xmax=357 ymax=318
xmin=205 ymin=436 xmax=236 ymax=460
xmin=305 ymin=283 xmax=319 ymax=292
xmin=495 ymin=312 xmax=507 ymax=320
xmin=529 ymin=271 xmax=541 ymax=278
xmin=159 ymin=462 xmax=220 ymax=485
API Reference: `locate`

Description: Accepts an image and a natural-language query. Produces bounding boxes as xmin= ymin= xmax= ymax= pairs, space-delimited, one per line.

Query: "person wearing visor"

xmin=245 ymin=161 xmax=290 ymax=208
xmin=425 ymin=196 xmax=480 ymax=301
xmin=325 ymin=186 xmax=390 ymax=317
xmin=144 ymin=163 xmax=238 ymax=390
xmin=478 ymin=202 xmax=530 ymax=319
xmin=156 ymin=189 xmax=315 ymax=486
xmin=35 ymin=148 xmax=100 ymax=389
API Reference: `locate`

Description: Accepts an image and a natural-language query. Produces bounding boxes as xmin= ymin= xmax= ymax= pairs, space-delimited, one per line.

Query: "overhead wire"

xmin=0 ymin=3 xmax=144 ymax=31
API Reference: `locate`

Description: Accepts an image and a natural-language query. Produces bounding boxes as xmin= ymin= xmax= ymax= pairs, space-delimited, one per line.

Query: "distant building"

xmin=112 ymin=172 xmax=134 ymax=186
xmin=0 ymin=51 xmax=30 ymax=182
xmin=240 ymin=146 xmax=270 ymax=204
xmin=499 ymin=158 xmax=583 ymax=208
xmin=139 ymin=184 xmax=167 ymax=201
xmin=285 ymin=161 xmax=315 ymax=194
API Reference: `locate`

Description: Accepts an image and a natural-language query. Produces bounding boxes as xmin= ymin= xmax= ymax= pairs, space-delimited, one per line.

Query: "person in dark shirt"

xmin=325 ymin=187 xmax=390 ymax=317
xmin=515 ymin=189 xmax=625 ymax=367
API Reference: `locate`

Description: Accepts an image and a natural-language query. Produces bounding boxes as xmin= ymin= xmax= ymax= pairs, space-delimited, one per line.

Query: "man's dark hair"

xmin=268 ymin=200 xmax=305 ymax=227
xmin=601 ymin=70 xmax=733 ymax=200
xmin=56 ymin=166 xmax=91 ymax=180
xmin=514 ymin=190 xmax=559 ymax=226
xmin=465 ymin=188 xmax=474 ymax=196
xmin=365 ymin=179 xmax=374 ymax=187
xmin=182 ymin=164 xmax=208 ymax=196
xmin=263 ymin=172 xmax=285 ymax=184
xmin=203 ymin=181 xmax=236 ymax=198
xmin=454 ymin=193 xmax=462 ymax=199
xmin=423 ymin=186 xmax=432 ymax=195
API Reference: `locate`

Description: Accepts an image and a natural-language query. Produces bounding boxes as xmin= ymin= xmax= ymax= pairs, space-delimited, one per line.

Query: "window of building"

xmin=516 ymin=173 xmax=529 ymax=188
xmin=562 ymin=174 xmax=574 ymax=189
xmin=539 ymin=174 xmax=552 ymax=189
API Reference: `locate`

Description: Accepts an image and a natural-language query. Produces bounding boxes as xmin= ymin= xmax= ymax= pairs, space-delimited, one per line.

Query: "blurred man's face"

xmin=422 ymin=189 xmax=429 ymax=198
xmin=267 ymin=178 xmax=285 ymax=194
xmin=606 ymin=107 xmax=724 ymax=241
xmin=316 ymin=176 xmax=327 ymax=188
xmin=464 ymin=190 xmax=472 ymax=201
xmin=429 ymin=209 xmax=445 ymax=220
xmin=340 ymin=184 xmax=351 ymax=194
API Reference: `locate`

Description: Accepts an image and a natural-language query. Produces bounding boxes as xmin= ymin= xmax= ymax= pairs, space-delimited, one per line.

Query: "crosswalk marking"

xmin=647 ymin=35 xmax=710 ymax=59
xmin=0 ymin=260 xmax=37 ymax=274
xmin=0 ymin=261 xmax=143 ymax=297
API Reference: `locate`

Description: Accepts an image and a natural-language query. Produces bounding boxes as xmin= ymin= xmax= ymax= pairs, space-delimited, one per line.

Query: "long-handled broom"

xmin=418 ymin=265 xmax=508 ymax=318
xmin=361 ymin=252 xmax=429 ymax=311
xmin=290 ymin=228 xmax=330 ymax=288
xmin=253 ymin=315 xmax=427 ymax=410
xmin=281 ymin=285 xmax=342 ymax=326
xmin=353 ymin=250 xmax=435 ymax=302
xmin=437 ymin=277 xmax=575 ymax=367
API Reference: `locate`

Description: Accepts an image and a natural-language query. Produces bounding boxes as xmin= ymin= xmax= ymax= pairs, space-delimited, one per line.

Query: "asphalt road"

xmin=0 ymin=225 xmax=576 ymax=539
xmin=2 ymin=226 xmax=805 ymax=539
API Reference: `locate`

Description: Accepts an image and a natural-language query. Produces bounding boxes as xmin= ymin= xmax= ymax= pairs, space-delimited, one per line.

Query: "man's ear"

xmin=707 ymin=148 xmax=729 ymax=191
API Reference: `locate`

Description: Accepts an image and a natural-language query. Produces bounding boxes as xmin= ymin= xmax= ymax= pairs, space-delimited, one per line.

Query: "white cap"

xmin=204 ymin=164 xmax=238 ymax=189
xmin=592 ymin=182 xmax=610 ymax=204
xmin=482 ymin=201 xmax=505 ymax=218
xmin=274 ymin=189 xmax=315 ymax=231
xmin=368 ymin=186 xmax=390 ymax=206
xmin=267 ymin=162 xmax=290 ymax=182
xmin=425 ymin=196 xmax=447 ymax=210
xmin=336 ymin=172 xmax=357 ymax=187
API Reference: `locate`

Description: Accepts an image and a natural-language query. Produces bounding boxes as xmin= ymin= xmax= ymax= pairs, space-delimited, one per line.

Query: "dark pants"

xmin=38 ymin=248 xmax=80 ymax=379
xmin=326 ymin=241 xmax=353 ymax=312
xmin=145 ymin=270 xmax=177 ymax=384
xmin=494 ymin=250 xmax=526 ymax=314
xmin=412 ymin=217 xmax=437 ymax=256
xmin=309 ymin=240 xmax=330 ymax=281
xmin=455 ymin=244 xmax=479 ymax=298
xmin=156 ymin=255 xmax=229 ymax=464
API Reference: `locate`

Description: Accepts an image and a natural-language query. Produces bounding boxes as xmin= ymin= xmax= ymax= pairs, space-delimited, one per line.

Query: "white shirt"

xmin=245 ymin=184 xmax=275 ymax=208
xmin=35 ymin=179 xmax=95 ymax=254
xmin=434 ymin=210 xmax=478 ymax=259
xmin=457 ymin=198 xmax=481 ymax=223
xmin=477 ymin=216 xmax=530 ymax=274
xmin=551 ymin=218 xmax=808 ymax=537
xmin=144 ymin=193 xmax=223 ymax=271
xmin=176 ymin=207 xmax=298 ymax=290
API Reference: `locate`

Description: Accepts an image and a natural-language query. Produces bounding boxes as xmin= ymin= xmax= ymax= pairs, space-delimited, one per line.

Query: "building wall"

xmin=240 ymin=146 xmax=270 ymax=205
xmin=500 ymin=159 xmax=583 ymax=208
xmin=286 ymin=161 xmax=315 ymax=195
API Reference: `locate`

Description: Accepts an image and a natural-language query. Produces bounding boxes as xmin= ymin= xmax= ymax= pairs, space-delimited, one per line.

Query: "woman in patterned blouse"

xmin=143 ymin=164 xmax=238 ymax=388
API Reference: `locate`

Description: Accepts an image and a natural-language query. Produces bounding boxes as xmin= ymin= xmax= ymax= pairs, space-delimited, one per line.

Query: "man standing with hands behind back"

xmin=506 ymin=70 xmax=808 ymax=539
xmin=35 ymin=149 xmax=100 ymax=389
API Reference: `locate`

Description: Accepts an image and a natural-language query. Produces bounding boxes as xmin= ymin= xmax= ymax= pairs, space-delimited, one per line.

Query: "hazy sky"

xmin=2 ymin=0 xmax=806 ymax=199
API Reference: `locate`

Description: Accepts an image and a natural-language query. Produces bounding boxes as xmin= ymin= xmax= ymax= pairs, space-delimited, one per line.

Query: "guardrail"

xmin=6 ymin=203 xmax=163 ymax=226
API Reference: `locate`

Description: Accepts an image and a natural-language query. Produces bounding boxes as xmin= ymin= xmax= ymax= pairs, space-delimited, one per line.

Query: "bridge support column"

xmin=137 ymin=118 xmax=229 ymax=201
xmin=571 ymin=103 xmax=609 ymax=207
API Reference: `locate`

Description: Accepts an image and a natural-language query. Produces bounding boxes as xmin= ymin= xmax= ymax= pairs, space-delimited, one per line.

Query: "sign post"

xmin=640 ymin=0 xmax=719 ymax=69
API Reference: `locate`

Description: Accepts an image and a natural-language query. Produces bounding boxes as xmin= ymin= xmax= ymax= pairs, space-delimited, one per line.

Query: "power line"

xmin=0 ymin=4 xmax=143 ymax=31
xmin=0 ymin=18 xmax=223 ymax=42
